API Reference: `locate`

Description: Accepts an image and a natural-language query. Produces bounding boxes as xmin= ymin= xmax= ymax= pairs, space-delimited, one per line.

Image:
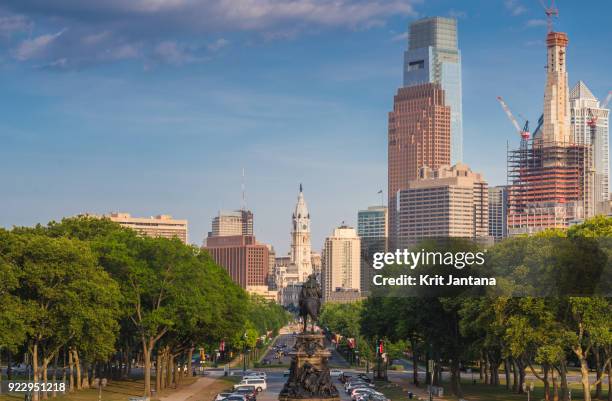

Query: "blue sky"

xmin=1 ymin=0 xmax=611 ymax=254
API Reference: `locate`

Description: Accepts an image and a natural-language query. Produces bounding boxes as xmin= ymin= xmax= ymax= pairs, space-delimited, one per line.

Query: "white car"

xmin=215 ymin=393 xmax=233 ymax=401
xmin=330 ymin=369 xmax=343 ymax=377
xmin=351 ymin=388 xmax=382 ymax=400
xmin=243 ymin=371 xmax=267 ymax=379
xmin=235 ymin=378 xmax=267 ymax=392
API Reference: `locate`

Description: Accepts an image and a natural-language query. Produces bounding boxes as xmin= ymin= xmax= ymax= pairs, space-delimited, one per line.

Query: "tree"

xmin=0 ymin=232 xmax=120 ymax=400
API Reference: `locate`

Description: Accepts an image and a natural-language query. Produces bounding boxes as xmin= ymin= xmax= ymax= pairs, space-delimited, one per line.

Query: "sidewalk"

xmin=159 ymin=376 xmax=216 ymax=401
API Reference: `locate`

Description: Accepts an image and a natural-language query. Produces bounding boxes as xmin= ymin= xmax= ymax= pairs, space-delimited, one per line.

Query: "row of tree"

xmin=324 ymin=216 xmax=612 ymax=401
xmin=0 ymin=216 xmax=290 ymax=398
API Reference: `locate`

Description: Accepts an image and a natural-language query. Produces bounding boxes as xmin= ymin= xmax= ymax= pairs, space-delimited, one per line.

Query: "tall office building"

xmin=290 ymin=184 xmax=313 ymax=282
xmin=488 ymin=186 xmax=508 ymax=242
xmin=403 ymin=17 xmax=463 ymax=164
xmin=321 ymin=225 xmax=361 ymax=303
xmin=397 ymin=164 xmax=489 ymax=245
xmin=106 ymin=212 xmax=188 ymax=243
xmin=542 ymin=32 xmax=571 ymax=146
xmin=570 ymin=81 xmax=610 ymax=214
xmin=507 ymin=30 xmax=592 ymax=234
xmin=357 ymin=206 xmax=388 ymax=295
xmin=204 ymin=235 xmax=269 ymax=290
xmin=210 ymin=210 xmax=253 ymax=237
xmin=388 ymin=83 xmax=451 ymax=244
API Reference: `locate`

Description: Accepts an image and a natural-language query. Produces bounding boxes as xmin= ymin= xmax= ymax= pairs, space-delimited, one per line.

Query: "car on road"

xmin=283 ymin=369 xmax=291 ymax=377
xmin=215 ymin=392 xmax=233 ymax=401
xmin=243 ymin=372 xmax=267 ymax=379
xmin=232 ymin=386 xmax=257 ymax=401
xmin=235 ymin=378 xmax=267 ymax=392
xmin=222 ymin=395 xmax=248 ymax=401
xmin=329 ymin=369 xmax=343 ymax=377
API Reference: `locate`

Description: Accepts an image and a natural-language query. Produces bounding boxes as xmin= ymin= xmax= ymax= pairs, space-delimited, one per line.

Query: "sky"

xmin=1 ymin=0 xmax=611 ymax=255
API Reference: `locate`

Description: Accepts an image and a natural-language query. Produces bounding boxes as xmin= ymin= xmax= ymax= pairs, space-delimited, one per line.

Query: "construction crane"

xmin=497 ymin=96 xmax=530 ymax=149
xmin=586 ymin=90 xmax=612 ymax=129
xmin=539 ymin=0 xmax=559 ymax=33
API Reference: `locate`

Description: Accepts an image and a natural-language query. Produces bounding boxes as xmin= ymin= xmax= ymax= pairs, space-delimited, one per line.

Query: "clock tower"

xmin=290 ymin=184 xmax=313 ymax=282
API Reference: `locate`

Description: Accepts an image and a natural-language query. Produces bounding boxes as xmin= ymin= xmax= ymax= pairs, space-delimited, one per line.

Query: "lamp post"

xmin=243 ymin=331 xmax=247 ymax=373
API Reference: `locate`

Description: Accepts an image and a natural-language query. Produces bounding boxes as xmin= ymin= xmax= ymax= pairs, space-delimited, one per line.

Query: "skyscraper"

xmin=290 ymin=184 xmax=313 ymax=282
xmin=397 ymin=164 xmax=489 ymax=245
xmin=204 ymin=234 xmax=269 ymax=290
xmin=210 ymin=210 xmax=253 ymax=237
xmin=542 ymin=32 xmax=571 ymax=146
xmin=321 ymin=225 xmax=361 ymax=303
xmin=388 ymin=83 xmax=451 ymax=244
xmin=357 ymin=206 xmax=387 ymax=295
xmin=488 ymin=186 xmax=508 ymax=242
xmin=403 ymin=17 xmax=463 ymax=164
xmin=570 ymin=81 xmax=610 ymax=214
xmin=507 ymin=29 xmax=593 ymax=234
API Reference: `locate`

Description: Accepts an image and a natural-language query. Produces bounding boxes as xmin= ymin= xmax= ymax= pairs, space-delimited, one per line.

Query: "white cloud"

xmin=154 ymin=41 xmax=195 ymax=65
xmin=14 ymin=28 xmax=66 ymax=61
xmin=504 ymin=0 xmax=527 ymax=16
xmin=207 ymin=38 xmax=229 ymax=51
xmin=526 ymin=19 xmax=546 ymax=27
xmin=391 ymin=31 xmax=408 ymax=42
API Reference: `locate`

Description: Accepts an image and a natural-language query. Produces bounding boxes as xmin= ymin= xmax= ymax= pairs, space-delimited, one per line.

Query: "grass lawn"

xmin=184 ymin=376 xmax=241 ymax=401
xmin=0 ymin=375 xmax=224 ymax=401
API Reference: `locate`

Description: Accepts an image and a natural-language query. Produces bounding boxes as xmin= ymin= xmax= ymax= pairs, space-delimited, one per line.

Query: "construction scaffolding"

xmin=507 ymin=139 xmax=593 ymax=235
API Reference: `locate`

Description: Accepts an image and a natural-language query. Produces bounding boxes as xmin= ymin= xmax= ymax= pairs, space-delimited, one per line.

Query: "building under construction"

xmin=506 ymin=24 xmax=594 ymax=235
xmin=507 ymin=139 xmax=592 ymax=235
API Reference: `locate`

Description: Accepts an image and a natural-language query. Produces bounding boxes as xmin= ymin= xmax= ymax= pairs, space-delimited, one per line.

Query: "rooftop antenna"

xmin=241 ymin=168 xmax=246 ymax=211
xmin=539 ymin=0 xmax=559 ymax=33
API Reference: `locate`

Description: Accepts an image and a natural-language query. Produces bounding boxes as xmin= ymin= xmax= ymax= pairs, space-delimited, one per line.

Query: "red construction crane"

xmin=587 ymin=90 xmax=612 ymax=128
xmin=497 ymin=96 xmax=530 ymax=148
xmin=539 ymin=0 xmax=559 ymax=33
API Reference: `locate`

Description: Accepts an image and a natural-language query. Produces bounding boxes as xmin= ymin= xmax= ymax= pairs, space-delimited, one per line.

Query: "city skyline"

xmin=1 ymin=1 xmax=611 ymax=253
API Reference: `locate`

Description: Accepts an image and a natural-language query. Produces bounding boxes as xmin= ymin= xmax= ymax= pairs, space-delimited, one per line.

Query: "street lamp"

xmin=243 ymin=331 xmax=248 ymax=373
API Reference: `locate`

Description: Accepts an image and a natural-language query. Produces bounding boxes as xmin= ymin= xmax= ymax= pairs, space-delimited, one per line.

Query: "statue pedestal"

xmin=279 ymin=333 xmax=340 ymax=401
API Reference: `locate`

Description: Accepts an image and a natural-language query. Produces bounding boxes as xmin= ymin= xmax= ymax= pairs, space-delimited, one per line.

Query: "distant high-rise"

xmin=542 ymin=31 xmax=571 ymax=146
xmin=204 ymin=234 xmax=269 ymax=290
xmin=404 ymin=17 xmax=463 ymax=164
xmin=388 ymin=83 xmax=451 ymax=244
xmin=507 ymin=29 xmax=593 ymax=234
xmin=321 ymin=225 xmax=361 ymax=303
xmin=488 ymin=186 xmax=508 ymax=242
xmin=357 ymin=206 xmax=387 ymax=295
xmin=397 ymin=164 xmax=489 ymax=245
xmin=570 ymin=81 xmax=610 ymax=214
xmin=210 ymin=210 xmax=253 ymax=237
xmin=290 ymin=184 xmax=313 ymax=282
xmin=107 ymin=212 xmax=188 ymax=243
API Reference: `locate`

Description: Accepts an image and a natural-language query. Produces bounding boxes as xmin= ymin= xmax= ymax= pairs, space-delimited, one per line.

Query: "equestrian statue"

xmin=299 ymin=274 xmax=321 ymax=332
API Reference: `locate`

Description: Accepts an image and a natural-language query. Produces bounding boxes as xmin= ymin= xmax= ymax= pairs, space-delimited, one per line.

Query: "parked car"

xmin=236 ymin=378 xmax=267 ymax=392
xmin=346 ymin=381 xmax=375 ymax=393
xmin=232 ymin=386 xmax=257 ymax=401
xmin=283 ymin=369 xmax=291 ymax=377
xmin=215 ymin=392 xmax=233 ymax=401
xmin=351 ymin=388 xmax=382 ymax=400
xmin=223 ymin=395 xmax=247 ymax=401
xmin=329 ymin=369 xmax=343 ymax=377
xmin=356 ymin=393 xmax=389 ymax=401
xmin=356 ymin=373 xmax=372 ymax=383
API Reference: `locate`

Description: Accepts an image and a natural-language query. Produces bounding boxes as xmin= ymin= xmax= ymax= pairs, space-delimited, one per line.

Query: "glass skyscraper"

xmin=403 ymin=17 xmax=463 ymax=164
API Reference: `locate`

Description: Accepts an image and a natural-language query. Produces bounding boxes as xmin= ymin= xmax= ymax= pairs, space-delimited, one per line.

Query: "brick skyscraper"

xmin=388 ymin=83 xmax=451 ymax=244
